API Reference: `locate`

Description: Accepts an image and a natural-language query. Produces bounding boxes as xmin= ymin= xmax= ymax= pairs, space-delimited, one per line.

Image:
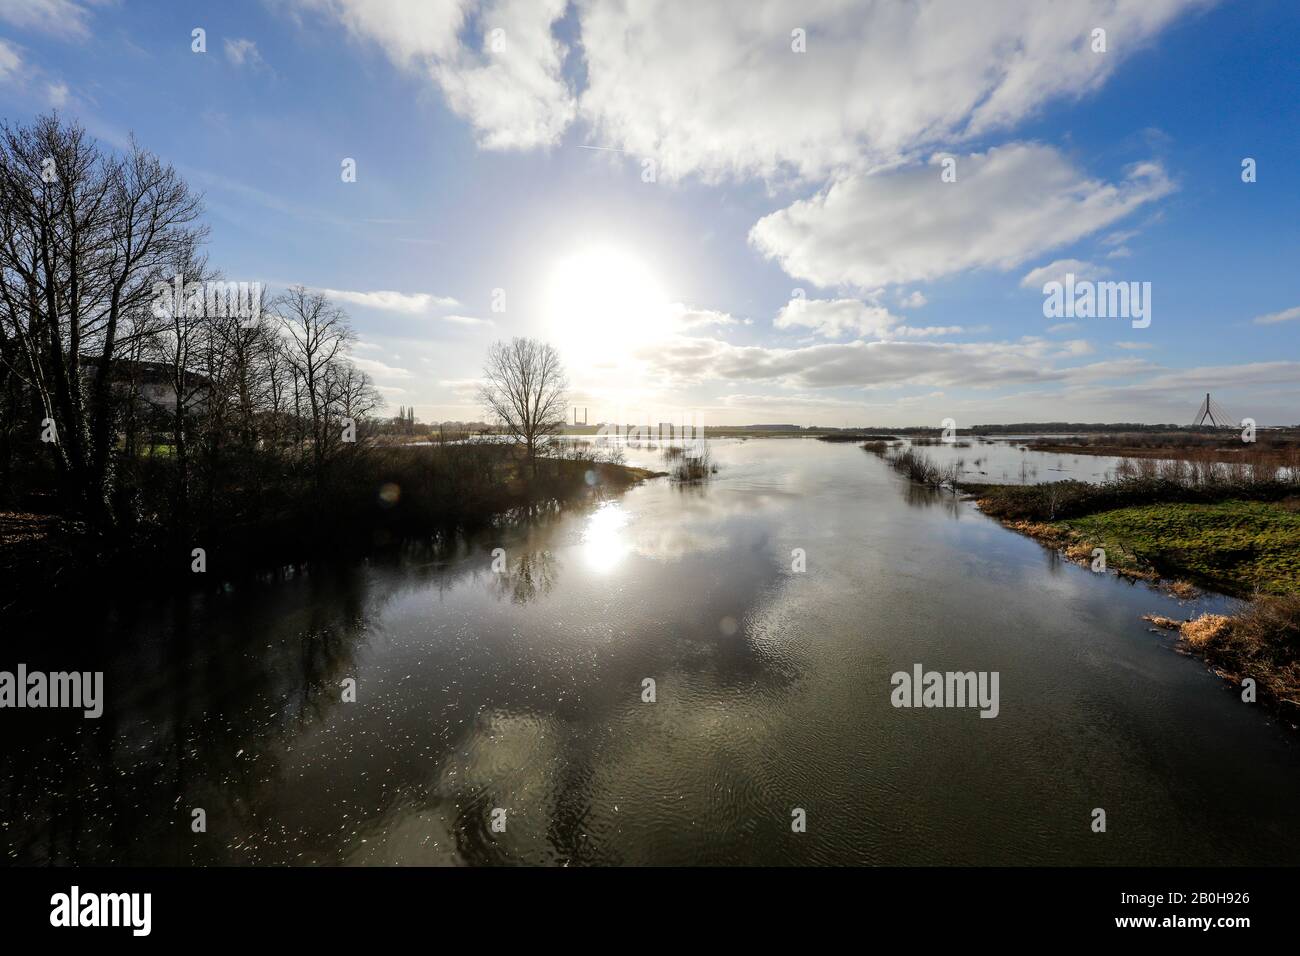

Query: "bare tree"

xmin=149 ymin=242 xmax=216 ymax=514
xmin=274 ymin=285 xmax=353 ymax=480
xmin=478 ymin=337 xmax=568 ymax=475
xmin=0 ymin=114 xmax=205 ymax=527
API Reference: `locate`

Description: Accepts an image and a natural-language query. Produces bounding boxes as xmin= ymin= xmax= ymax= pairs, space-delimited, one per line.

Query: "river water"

xmin=4 ymin=438 xmax=1297 ymax=865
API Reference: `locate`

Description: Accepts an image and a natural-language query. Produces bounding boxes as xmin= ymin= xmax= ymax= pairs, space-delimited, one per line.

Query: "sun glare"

xmin=580 ymin=501 xmax=631 ymax=574
xmin=543 ymin=246 xmax=669 ymax=364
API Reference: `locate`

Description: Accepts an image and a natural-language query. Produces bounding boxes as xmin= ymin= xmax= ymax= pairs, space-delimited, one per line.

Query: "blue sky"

xmin=1 ymin=0 xmax=1297 ymax=426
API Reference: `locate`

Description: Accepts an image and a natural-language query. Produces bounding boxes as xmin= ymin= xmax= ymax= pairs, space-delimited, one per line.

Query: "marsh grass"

xmin=670 ymin=443 xmax=717 ymax=482
xmin=883 ymin=447 xmax=961 ymax=489
xmin=1147 ymin=595 xmax=1300 ymax=711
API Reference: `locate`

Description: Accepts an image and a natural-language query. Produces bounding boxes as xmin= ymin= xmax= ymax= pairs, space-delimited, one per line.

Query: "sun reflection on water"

xmin=580 ymin=502 xmax=630 ymax=574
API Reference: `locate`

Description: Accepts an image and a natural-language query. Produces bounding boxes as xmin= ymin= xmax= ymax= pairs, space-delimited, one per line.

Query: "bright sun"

xmin=543 ymin=246 xmax=668 ymax=365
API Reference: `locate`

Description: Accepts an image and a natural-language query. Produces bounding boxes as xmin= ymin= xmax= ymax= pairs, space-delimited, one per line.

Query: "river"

xmin=4 ymin=437 xmax=1297 ymax=865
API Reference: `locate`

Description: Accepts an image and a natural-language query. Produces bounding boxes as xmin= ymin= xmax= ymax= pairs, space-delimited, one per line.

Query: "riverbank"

xmin=1027 ymin=429 xmax=1300 ymax=467
xmin=1143 ymin=595 xmax=1300 ymax=713
xmin=961 ymin=477 xmax=1300 ymax=595
xmin=963 ymin=477 xmax=1300 ymax=711
xmin=0 ymin=445 xmax=662 ymax=619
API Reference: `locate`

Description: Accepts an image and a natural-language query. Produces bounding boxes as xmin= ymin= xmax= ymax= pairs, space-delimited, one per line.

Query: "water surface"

xmin=4 ymin=439 xmax=1296 ymax=865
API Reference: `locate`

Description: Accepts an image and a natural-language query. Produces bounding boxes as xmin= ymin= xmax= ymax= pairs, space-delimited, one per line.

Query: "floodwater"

xmin=4 ymin=438 xmax=1297 ymax=865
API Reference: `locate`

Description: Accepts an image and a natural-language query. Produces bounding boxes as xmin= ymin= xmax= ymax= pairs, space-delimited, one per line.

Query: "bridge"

xmin=1191 ymin=392 xmax=1237 ymax=428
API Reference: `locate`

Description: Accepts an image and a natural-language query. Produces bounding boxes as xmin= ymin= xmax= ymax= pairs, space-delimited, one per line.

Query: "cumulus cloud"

xmin=291 ymin=0 xmax=574 ymax=150
xmin=750 ymin=144 xmax=1173 ymax=289
xmin=775 ymin=298 xmax=899 ymax=339
xmin=290 ymin=0 xmax=468 ymax=62
xmin=433 ymin=0 xmax=575 ymax=150
xmin=285 ymin=0 xmax=1209 ymax=170
xmin=578 ymin=0 xmax=1209 ymax=182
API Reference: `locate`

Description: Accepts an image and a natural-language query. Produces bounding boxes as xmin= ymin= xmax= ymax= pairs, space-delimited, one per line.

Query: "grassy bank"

xmin=962 ymin=478 xmax=1300 ymax=596
xmin=963 ymin=476 xmax=1300 ymax=711
xmin=1066 ymin=500 xmax=1300 ymax=596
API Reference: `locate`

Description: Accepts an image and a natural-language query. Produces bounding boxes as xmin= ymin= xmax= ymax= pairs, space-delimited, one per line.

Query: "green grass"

xmin=1061 ymin=500 xmax=1300 ymax=596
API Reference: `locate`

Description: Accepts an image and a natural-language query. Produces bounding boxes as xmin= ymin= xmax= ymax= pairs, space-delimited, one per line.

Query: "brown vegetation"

xmin=1145 ymin=596 xmax=1300 ymax=712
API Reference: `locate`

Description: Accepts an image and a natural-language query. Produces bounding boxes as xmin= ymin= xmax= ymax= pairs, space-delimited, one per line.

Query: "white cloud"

xmin=750 ymin=144 xmax=1173 ymax=289
xmin=442 ymin=314 xmax=493 ymax=326
xmin=1252 ymin=305 xmax=1300 ymax=325
xmin=286 ymin=0 xmax=1209 ymax=169
xmin=1057 ymin=339 xmax=1095 ymax=357
xmin=46 ymin=80 xmax=69 ymax=105
xmin=773 ymin=296 xmax=965 ymax=341
xmin=224 ymin=38 xmax=264 ymax=68
xmin=578 ymin=0 xmax=1210 ymax=182
xmin=438 ymin=377 xmax=485 ymax=400
xmin=292 ymin=0 xmax=468 ymax=63
xmin=1020 ymin=258 xmax=1109 ymax=289
xmin=433 ymin=0 xmax=574 ymax=150
xmin=290 ymin=0 xmax=574 ymax=150
xmin=899 ymin=291 xmax=927 ymax=309
xmin=323 ymin=288 xmax=455 ymax=313
xmin=0 ymin=38 xmax=20 ymax=81
xmin=1113 ymin=341 xmax=1154 ymax=350
xmin=665 ymin=303 xmax=739 ymax=332
xmin=637 ymin=333 xmax=1146 ymax=392
xmin=776 ymin=297 xmax=899 ymax=339
xmin=0 ymin=0 xmax=95 ymax=39
xmin=348 ymin=356 xmax=413 ymax=379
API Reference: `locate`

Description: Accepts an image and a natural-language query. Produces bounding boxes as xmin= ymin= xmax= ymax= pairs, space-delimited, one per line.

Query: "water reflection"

xmin=4 ymin=438 xmax=1299 ymax=865
xmin=493 ymin=549 xmax=561 ymax=604
xmin=901 ymin=481 xmax=964 ymax=516
xmin=580 ymin=502 xmax=630 ymax=574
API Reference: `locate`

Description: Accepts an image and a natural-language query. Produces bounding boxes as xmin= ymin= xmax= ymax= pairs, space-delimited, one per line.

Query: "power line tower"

xmin=1191 ymin=392 xmax=1235 ymax=428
